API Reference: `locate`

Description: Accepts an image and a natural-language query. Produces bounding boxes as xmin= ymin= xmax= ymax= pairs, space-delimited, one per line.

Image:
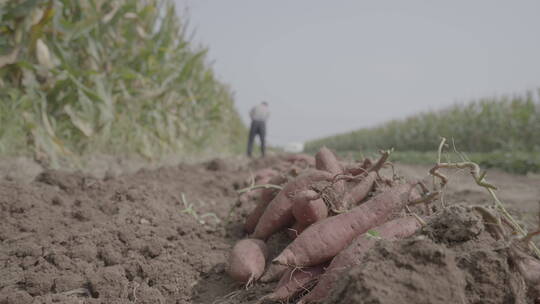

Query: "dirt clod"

xmin=88 ymin=266 xmax=129 ymax=299
xmin=424 ymin=204 xmax=484 ymax=244
xmin=323 ymin=204 xmax=527 ymax=304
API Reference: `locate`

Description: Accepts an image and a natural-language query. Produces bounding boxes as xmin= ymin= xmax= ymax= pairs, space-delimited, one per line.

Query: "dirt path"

xmin=0 ymin=157 xmax=539 ymax=303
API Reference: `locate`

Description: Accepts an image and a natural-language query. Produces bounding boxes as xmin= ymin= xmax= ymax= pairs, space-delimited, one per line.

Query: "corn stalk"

xmin=0 ymin=0 xmax=246 ymax=165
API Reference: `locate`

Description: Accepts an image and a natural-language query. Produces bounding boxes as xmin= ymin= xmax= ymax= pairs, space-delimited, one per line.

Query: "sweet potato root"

xmin=292 ymin=190 xmax=328 ymax=225
xmin=253 ymin=168 xmax=278 ymax=183
xmin=315 ymin=147 xmax=347 ymax=211
xmin=285 ymin=154 xmax=316 ymax=167
xmin=315 ymin=147 xmax=342 ymax=174
xmin=244 ymin=174 xmax=289 ymax=234
xmin=252 ymin=170 xmax=333 ymax=240
xmin=343 ymin=158 xmax=372 ymax=176
xmin=298 ymin=216 xmax=422 ymax=303
xmin=287 ymin=221 xmax=309 ymax=240
xmin=260 ymin=174 xmax=288 ymax=204
xmin=260 ymin=263 xmax=290 ymax=283
xmin=341 ymin=171 xmax=377 ymax=208
xmin=273 ymin=182 xmax=416 ymax=267
xmin=244 ymin=199 xmax=269 ymax=234
xmin=259 ymin=264 xmax=325 ymax=303
xmin=227 ymin=239 xmax=268 ymax=285
xmin=240 ymin=172 xmax=278 ymax=208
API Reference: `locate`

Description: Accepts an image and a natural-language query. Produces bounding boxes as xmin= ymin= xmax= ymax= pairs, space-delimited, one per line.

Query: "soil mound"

xmin=323 ymin=205 xmax=527 ymax=304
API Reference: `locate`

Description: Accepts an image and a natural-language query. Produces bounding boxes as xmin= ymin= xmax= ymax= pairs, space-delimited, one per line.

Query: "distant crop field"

xmin=306 ymin=91 xmax=540 ymax=173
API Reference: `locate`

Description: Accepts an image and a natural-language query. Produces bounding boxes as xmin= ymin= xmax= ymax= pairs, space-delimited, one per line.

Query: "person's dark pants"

xmin=247 ymin=120 xmax=266 ymax=157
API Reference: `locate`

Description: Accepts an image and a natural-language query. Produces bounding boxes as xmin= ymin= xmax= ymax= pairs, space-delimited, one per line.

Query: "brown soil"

xmin=0 ymin=158 xmax=263 ymax=304
xmin=0 ymin=157 xmax=539 ymax=303
xmin=323 ymin=205 xmax=527 ymax=304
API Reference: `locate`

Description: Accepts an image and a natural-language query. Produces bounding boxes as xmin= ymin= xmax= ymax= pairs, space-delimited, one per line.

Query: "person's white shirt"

xmin=250 ymin=103 xmax=270 ymax=122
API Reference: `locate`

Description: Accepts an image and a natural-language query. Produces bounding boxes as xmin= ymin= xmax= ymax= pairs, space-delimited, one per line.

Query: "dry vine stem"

xmin=430 ymin=137 xmax=540 ymax=258
xmin=368 ymin=149 xmax=392 ymax=173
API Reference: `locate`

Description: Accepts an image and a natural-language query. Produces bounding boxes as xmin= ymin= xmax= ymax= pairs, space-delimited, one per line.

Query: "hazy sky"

xmin=174 ymin=1 xmax=540 ymax=146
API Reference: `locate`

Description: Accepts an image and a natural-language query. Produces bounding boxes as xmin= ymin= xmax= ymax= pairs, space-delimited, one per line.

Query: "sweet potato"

xmin=240 ymin=173 xmax=276 ymax=208
xmin=227 ymin=239 xmax=268 ymax=284
xmin=285 ymin=154 xmax=316 ymax=167
xmin=244 ymin=199 xmax=269 ymax=234
xmin=287 ymin=221 xmax=309 ymax=240
xmin=341 ymin=171 xmax=377 ymax=208
xmin=273 ymin=182 xmax=415 ymax=267
xmin=252 ymin=170 xmax=333 ymax=240
xmin=244 ymin=174 xmax=289 ymax=234
xmin=298 ymin=216 xmax=422 ymax=303
xmin=344 ymin=158 xmax=372 ymax=176
xmin=315 ymin=147 xmax=348 ymax=211
xmin=260 ymin=263 xmax=290 ymax=283
xmin=260 ymin=264 xmax=326 ymax=303
xmin=242 ymin=169 xmax=277 ymax=191
xmin=239 ymin=186 xmax=265 ymax=207
xmin=315 ymin=147 xmax=342 ymax=174
xmin=292 ymin=190 xmax=328 ymax=225
xmin=253 ymin=168 xmax=278 ymax=183
xmin=260 ymin=174 xmax=288 ymax=205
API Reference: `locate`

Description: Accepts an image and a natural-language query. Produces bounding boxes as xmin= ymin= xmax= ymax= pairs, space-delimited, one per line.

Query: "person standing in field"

xmin=247 ymin=101 xmax=270 ymax=157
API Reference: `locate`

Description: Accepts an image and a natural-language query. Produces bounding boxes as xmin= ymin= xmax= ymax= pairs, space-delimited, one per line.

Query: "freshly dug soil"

xmin=0 ymin=157 xmax=538 ymax=304
xmin=323 ymin=205 xmax=527 ymax=304
xmin=0 ymin=160 xmax=264 ymax=304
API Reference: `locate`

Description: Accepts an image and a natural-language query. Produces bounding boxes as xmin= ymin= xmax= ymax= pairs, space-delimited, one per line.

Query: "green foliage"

xmin=306 ymin=91 xmax=540 ymax=173
xmin=365 ymin=229 xmax=381 ymax=239
xmin=0 ymin=0 xmax=246 ymax=166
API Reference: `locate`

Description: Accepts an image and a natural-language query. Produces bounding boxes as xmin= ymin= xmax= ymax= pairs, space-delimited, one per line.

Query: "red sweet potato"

xmin=285 ymin=154 xmax=316 ymax=167
xmin=239 ymin=187 xmax=264 ymax=207
xmin=244 ymin=199 xmax=269 ymax=234
xmin=260 ymin=174 xmax=288 ymax=205
xmin=287 ymin=221 xmax=309 ymax=240
xmin=243 ymin=169 xmax=277 ymax=189
xmin=273 ymin=182 xmax=416 ymax=267
xmin=259 ymin=264 xmax=291 ymax=283
xmin=227 ymin=239 xmax=268 ymax=284
xmin=344 ymin=158 xmax=373 ymax=176
xmin=341 ymin=171 xmax=377 ymax=208
xmin=244 ymin=174 xmax=289 ymax=234
xmin=253 ymin=168 xmax=278 ymax=183
xmin=260 ymin=264 xmax=326 ymax=303
xmin=315 ymin=147 xmax=342 ymax=174
xmin=298 ymin=216 xmax=422 ymax=303
xmin=260 ymin=263 xmax=290 ymax=283
xmin=240 ymin=173 xmax=276 ymax=207
xmin=292 ymin=190 xmax=328 ymax=225
xmin=315 ymin=147 xmax=347 ymax=211
xmin=252 ymin=170 xmax=333 ymax=240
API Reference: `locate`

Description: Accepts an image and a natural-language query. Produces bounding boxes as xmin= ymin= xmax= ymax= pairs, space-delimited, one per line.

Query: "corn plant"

xmin=0 ymin=0 xmax=246 ymax=166
xmin=306 ymin=90 xmax=540 ymax=154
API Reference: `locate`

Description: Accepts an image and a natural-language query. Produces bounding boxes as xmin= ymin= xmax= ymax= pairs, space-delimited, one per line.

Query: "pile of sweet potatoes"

xmin=227 ymin=147 xmax=426 ymax=303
